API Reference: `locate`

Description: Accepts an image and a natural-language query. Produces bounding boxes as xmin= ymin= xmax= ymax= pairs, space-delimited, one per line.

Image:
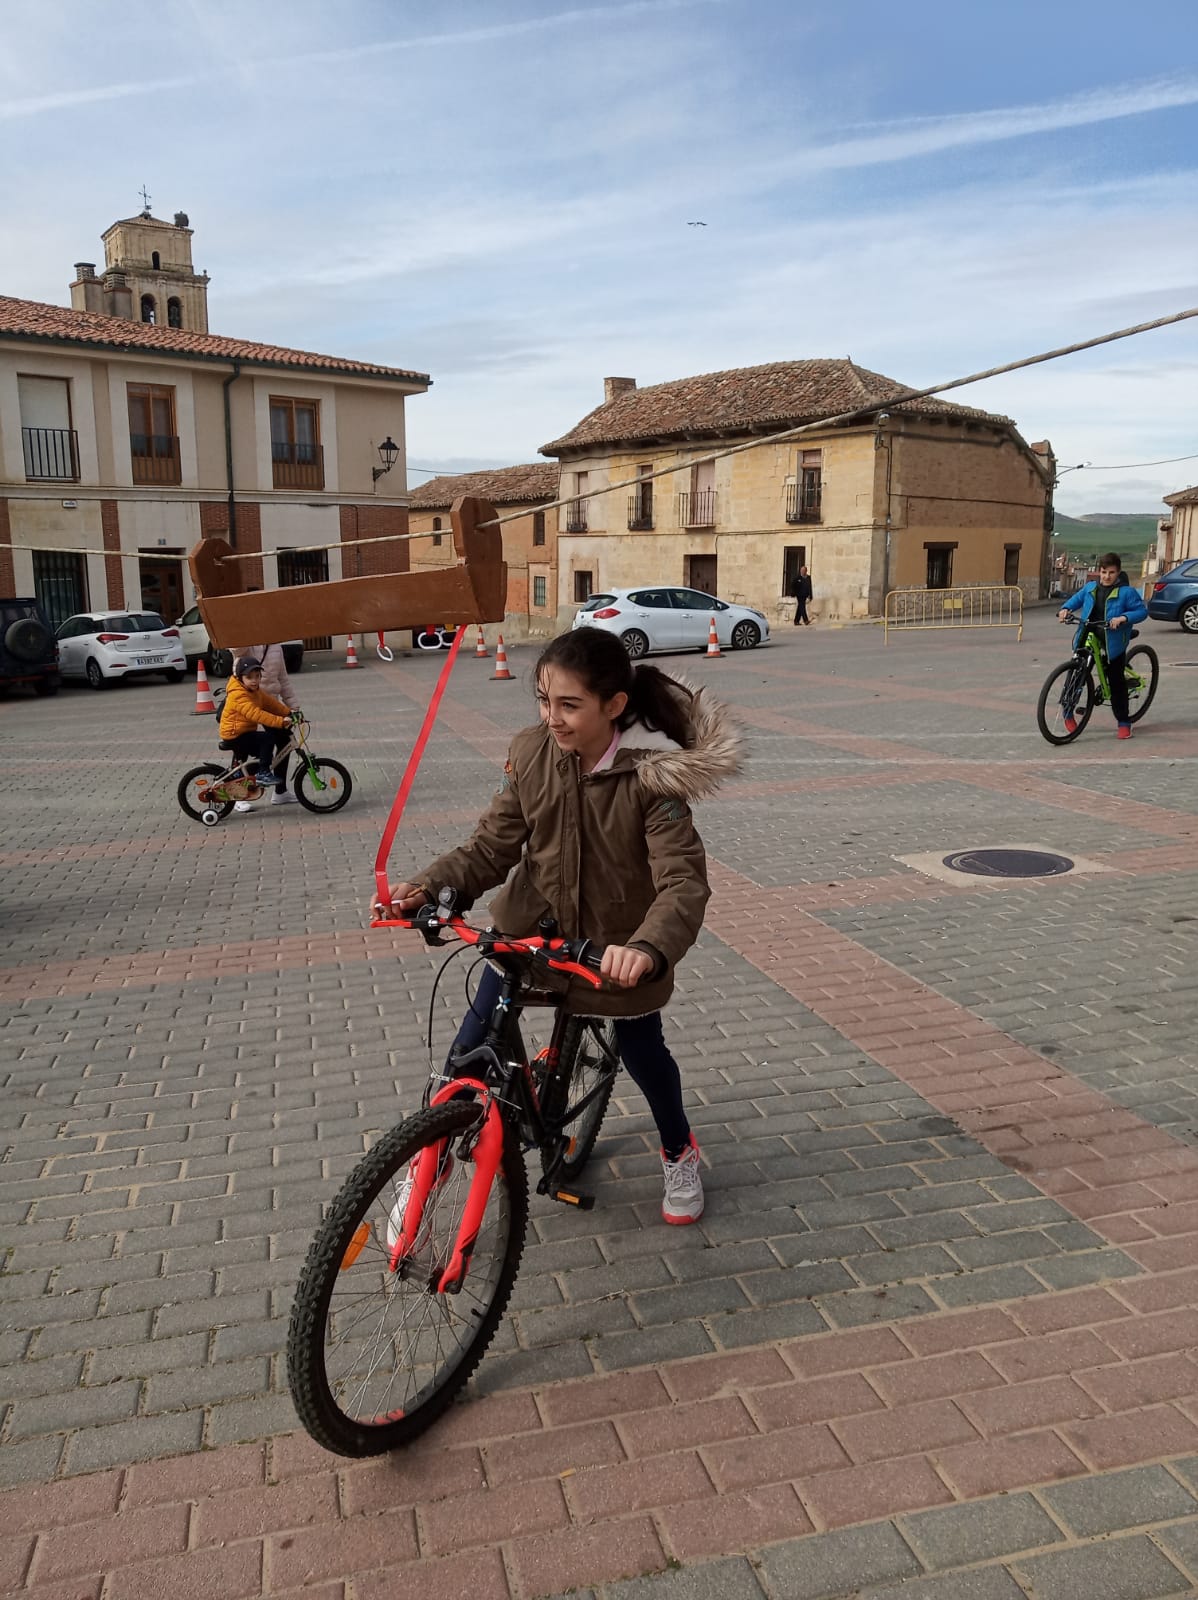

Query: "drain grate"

xmin=942 ymin=847 xmax=1074 ymax=879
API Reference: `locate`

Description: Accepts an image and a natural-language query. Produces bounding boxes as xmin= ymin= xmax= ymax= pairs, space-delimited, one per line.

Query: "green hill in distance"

xmin=1052 ymin=511 xmax=1162 ymax=560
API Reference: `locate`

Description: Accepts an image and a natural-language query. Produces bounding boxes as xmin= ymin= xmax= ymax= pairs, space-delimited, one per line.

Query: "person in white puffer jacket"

xmin=231 ymin=643 xmax=299 ymax=711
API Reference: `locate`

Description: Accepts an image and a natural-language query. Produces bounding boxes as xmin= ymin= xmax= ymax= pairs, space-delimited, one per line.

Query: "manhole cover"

xmin=942 ymin=848 xmax=1074 ymax=878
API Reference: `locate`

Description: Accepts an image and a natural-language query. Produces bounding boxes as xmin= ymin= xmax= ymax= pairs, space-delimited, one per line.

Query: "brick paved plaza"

xmin=4 ymin=608 xmax=1198 ymax=1598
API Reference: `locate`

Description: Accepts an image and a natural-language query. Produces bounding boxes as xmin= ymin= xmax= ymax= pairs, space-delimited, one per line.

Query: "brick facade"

xmin=100 ymin=500 xmax=124 ymax=608
xmin=339 ymin=504 xmax=409 ymax=581
xmin=200 ymin=501 xmax=264 ymax=591
xmin=0 ymin=498 xmax=13 ymax=596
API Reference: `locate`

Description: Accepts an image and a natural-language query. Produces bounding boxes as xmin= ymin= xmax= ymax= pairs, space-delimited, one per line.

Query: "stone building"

xmin=1161 ymin=485 xmax=1198 ymax=565
xmin=541 ymin=362 xmax=1052 ymax=624
xmin=70 ymin=207 xmax=211 ymax=332
xmin=408 ymin=462 xmax=559 ymax=639
xmin=1 ymin=214 xmax=429 ymax=648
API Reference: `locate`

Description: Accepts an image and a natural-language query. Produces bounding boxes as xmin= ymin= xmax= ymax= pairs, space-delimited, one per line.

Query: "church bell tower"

xmin=70 ymin=193 xmax=210 ymax=331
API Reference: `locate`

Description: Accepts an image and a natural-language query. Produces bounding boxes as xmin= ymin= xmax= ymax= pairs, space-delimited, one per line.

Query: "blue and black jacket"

xmin=1059 ymin=571 xmax=1147 ymax=662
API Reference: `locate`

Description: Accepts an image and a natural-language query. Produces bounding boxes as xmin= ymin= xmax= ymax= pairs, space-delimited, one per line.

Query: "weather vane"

xmin=139 ymin=184 xmax=152 ymax=214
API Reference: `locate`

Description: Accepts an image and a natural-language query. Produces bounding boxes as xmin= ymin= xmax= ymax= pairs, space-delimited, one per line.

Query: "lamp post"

xmin=372 ymin=436 xmax=399 ymax=483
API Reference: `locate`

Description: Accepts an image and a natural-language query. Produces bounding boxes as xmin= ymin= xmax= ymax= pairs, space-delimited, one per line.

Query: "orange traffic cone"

xmin=193 ymin=660 xmax=217 ymax=715
xmin=704 ymin=617 xmax=722 ymax=659
xmin=344 ymin=636 xmax=360 ymax=669
xmin=491 ymin=635 xmax=513 ymax=681
xmin=474 ymin=626 xmax=490 ymax=659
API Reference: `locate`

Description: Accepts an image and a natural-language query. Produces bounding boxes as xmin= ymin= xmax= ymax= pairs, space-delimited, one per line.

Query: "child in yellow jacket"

xmin=218 ymin=656 xmax=297 ymax=809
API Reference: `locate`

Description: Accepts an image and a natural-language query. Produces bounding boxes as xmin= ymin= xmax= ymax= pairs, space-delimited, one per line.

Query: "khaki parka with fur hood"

xmin=414 ymin=684 xmax=742 ymax=1017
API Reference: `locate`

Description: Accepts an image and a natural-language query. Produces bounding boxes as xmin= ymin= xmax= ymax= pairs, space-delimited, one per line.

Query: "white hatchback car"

xmin=175 ymin=605 xmax=305 ymax=677
xmin=573 ymin=586 xmax=770 ymax=657
xmin=55 ymin=611 xmax=188 ymax=689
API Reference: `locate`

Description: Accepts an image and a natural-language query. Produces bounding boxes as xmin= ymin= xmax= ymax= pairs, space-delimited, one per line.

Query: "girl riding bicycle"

xmin=376 ymin=626 xmax=742 ymax=1224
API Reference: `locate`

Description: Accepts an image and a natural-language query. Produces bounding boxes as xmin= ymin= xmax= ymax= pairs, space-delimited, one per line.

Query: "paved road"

xmin=3 ymin=610 xmax=1198 ymax=1598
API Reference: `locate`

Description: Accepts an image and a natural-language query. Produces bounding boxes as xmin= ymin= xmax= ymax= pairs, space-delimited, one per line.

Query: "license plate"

xmin=135 ymin=655 xmax=164 ymax=665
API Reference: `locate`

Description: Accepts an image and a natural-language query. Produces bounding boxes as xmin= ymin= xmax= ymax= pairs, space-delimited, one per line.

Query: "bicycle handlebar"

xmin=369 ymin=901 xmax=606 ymax=987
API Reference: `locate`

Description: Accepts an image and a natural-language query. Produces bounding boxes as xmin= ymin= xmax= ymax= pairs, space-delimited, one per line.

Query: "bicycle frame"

xmin=1071 ymin=628 xmax=1147 ymax=706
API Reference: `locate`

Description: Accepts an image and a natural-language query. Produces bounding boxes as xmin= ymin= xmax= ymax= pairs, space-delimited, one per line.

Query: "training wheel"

xmin=200 ymin=808 xmax=221 ymax=827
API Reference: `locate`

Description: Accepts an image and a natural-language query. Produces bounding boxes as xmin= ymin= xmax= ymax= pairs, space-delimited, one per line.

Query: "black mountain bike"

xmin=286 ymin=892 xmax=620 ymax=1456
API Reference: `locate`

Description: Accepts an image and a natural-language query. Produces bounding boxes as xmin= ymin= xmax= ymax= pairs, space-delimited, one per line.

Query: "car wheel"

xmin=165 ymin=668 xmax=188 ymax=683
xmin=621 ymin=629 xmax=650 ymax=659
xmin=283 ymin=645 xmax=304 ymax=673
xmin=1180 ymin=601 xmax=1198 ymax=634
xmin=33 ymin=678 xmax=59 ymax=697
xmin=730 ymin=620 xmax=761 ymax=650
xmin=85 ymin=658 xmax=106 ymax=690
xmin=206 ymin=648 xmax=233 ymax=678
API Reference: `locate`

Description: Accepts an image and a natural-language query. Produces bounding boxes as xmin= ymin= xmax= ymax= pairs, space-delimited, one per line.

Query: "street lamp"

xmin=372 ymin=436 xmax=399 ymax=483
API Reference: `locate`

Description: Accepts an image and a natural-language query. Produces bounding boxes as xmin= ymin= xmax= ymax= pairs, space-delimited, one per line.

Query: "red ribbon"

xmin=373 ymin=626 xmax=467 ymax=909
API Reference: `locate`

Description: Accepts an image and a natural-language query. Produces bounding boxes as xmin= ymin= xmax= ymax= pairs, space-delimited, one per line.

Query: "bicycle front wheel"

xmin=542 ymin=1016 xmax=619 ymax=1184
xmin=1123 ymin=644 xmax=1160 ymax=724
xmin=293 ymin=757 xmax=352 ymax=813
xmin=287 ymin=1100 xmax=527 ymax=1456
xmin=1036 ymin=660 xmax=1095 ymax=745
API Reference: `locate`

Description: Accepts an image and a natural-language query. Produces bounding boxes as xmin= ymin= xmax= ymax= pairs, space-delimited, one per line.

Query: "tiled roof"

xmin=1164 ymin=485 xmax=1198 ymax=506
xmin=541 ymin=359 xmax=1010 ymax=454
xmin=0 ymin=295 xmax=430 ymax=386
xmin=409 ymin=462 xmax=559 ymax=508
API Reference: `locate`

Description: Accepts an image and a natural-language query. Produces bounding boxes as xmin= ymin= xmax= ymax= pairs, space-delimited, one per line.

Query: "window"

xmin=630 ymin=589 xmax=673 ymax=608
xmin=574 ymin=570 xmax=593 ymax=603
xmin=926 ymin=544 xmax=954 ymax=589
xmin=629 ymin=464 xmax=653 ymax=529
xmin=533 ymin=576 xmax=547 ymax=608
xmin=1004 ymin=546 xmax=1021 ymax=585
xmin=431 ymin=515 xmax=443 ymax=546
xmin=532 ymin=510 xmax=546 ymax=546
xmin=151 ymin=251 xmax=161 ymax=269
xmin=18 ymin=375 xmax=78 ymax=481
xmin=167 ymin=297 xmax=182 ymax=328
xmin=127 ymin=383 xmax=180 ymax=484
xmin=787 ymin=450 xmax=822 ymax=522
xmin=270 ymin=398 xmax=323 ymax=489
xmin=33 ymin=550 xmax=88 ymax=629
xmin=140 ymin=294 xmax=156 ymax=324
xmin=567 ymin=471 xmax=588 ymax=532
xmin=679 ymin=459 xmax=714 ymax=527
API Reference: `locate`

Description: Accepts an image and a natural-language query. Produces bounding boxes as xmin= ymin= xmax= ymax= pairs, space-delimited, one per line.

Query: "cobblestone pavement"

xmin=4 ymin=609 xmax=1198 ymax=1597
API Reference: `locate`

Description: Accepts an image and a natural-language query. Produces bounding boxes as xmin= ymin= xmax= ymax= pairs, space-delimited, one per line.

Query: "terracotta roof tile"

xmin=409 ymin=462 xmax=558 ymax=508
xmin=540 ymin=359 xmax=1009 ymax=454
xmin=0 ymin=295 xmax=430 ymax=385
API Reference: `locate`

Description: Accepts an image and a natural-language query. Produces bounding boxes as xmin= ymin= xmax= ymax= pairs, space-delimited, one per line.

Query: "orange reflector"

xmin=340 ymin=1222 xmax=370 ymax=1268
xmin=566 ymin=1137 xmax=578 ymax=1156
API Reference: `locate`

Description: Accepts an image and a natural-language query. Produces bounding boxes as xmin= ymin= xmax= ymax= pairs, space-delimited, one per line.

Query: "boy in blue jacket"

xmin=1057 ymin=552 xmax=1148 ymax=739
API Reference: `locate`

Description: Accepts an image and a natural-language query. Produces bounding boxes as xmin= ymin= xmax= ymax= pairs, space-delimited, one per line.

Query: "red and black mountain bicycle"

xmin=286 ymin=889 xmax=620 ymax=1456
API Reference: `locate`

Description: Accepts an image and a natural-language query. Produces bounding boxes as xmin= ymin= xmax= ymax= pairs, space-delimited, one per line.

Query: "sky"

xmin=3 ymin=0 xmax=1196 ymax=516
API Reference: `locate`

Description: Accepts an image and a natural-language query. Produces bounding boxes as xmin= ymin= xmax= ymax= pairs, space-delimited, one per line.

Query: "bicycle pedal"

xmin=549 ymin=1187 xmax=595 ymax=1210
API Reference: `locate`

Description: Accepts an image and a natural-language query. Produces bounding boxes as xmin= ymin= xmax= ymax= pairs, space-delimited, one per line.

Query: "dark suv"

xmin=0 ymin=598 xmax=59 ymax=696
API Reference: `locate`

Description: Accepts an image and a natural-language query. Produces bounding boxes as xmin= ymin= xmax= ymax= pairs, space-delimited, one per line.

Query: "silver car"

xmin=573 ymin=586 xmax=770 ymax=658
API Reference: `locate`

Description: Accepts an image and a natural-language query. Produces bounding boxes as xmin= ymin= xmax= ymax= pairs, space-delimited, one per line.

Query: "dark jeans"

xmin=228 ymin=728 xmax=290 ymax=791
xmin=793 ymin=598 xmax=810 ymax=625
xmin=1105 ymin=651 xmax=1130 ymax=724
xmin=451 ymin=964 xmax=692 ymax=1157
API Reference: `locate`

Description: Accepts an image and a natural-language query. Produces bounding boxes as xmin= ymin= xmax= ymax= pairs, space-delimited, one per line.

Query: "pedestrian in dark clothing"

xmin=793 ymin=566 xmax=813 ymax=626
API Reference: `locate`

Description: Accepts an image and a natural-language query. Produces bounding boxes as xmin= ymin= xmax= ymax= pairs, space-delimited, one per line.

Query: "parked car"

xmin=0 ymin=597 xmax=59 ymax=696
xmin=573 ymin=586 xmax=770 ymax=657
xmin=1147 ymin=560 xmax=1198 ymax=633
xmin=55 ymin=611 xmax=188 ymax=688
xmin=175 ymin=605 xmax=304 ymax=676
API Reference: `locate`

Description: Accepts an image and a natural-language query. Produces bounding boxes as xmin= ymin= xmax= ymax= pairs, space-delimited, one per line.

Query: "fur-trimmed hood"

xmin=600 ymin=683 xmax=744 ymax=803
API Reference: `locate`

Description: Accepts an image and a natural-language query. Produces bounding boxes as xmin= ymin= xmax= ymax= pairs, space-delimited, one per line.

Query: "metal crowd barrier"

xmin=883 ymin=585 xmax=1024 ymax=644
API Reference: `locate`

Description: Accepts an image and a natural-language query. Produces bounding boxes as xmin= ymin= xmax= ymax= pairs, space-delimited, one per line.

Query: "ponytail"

xmin=534 ymin=629 xmax=694 ymax=747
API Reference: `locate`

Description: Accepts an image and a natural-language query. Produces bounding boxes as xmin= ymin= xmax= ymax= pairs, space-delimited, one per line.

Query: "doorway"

xmin=277 ymin=548 xmax=332 ymax=650
xmin=782 ymin=545 xmax=806 ymax=598
xmin=33 ymin=550 xmax=88 ymax=629
xmin=926 ymin=545 xmax=954 ymax=589
xmin=685 ymin=554 xmax=717 ymax=595
xmin=138 ymin=557 xmax=184 ymax=621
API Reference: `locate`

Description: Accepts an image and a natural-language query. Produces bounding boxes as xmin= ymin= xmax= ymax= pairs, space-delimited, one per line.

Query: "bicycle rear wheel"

xmin=178 ymin=764 xmax=234 ymax=822
xmin=541 ymin=1016 xmax=619 ymax=1184
xmin=1036 ymin=660 xmax=1095 ymax=745
xmin=1123 ymin=644 xmax=1159 ymax=724
xmin=293 ymin=757 xmax=352 ymax=813
xmin=287 ymin=1100 xmax=527 ymax=1456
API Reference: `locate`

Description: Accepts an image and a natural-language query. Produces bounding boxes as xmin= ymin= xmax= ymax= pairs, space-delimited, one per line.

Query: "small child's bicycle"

xmin=177 ymin=711 xmax=353 ymax=825
xmin=1036 ymin=623 xmax=1159 ymax=745
xmin=285 ymin=890 xmax=622 ymax=1456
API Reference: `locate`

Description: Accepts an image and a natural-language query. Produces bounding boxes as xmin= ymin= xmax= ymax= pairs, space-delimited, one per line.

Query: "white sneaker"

xmin=233 ymin=800 xmax=256 ymax=813
xmin=270 ymin=790 xmax=298 ymax=805
xmin=661 ymin=1134 xmax=704 ymax=1225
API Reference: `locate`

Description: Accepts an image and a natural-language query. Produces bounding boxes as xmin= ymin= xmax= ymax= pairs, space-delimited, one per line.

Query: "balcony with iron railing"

xmin=785 ymin=480 xmax=822 ymax=523
xmin=22 ymin=426 xmax=80 ymax=482
xmin=272 ymin=440 xmax=325 ymax=490
xmin=130 ymin=433 xmax=181 ymax=485
xmin=627 ymin=491 xmax=653 ymax=530
xmin=565 ymin=501 xmax=588 ymax=533
xmin=677 ymin=488 xmax=716 ymax=528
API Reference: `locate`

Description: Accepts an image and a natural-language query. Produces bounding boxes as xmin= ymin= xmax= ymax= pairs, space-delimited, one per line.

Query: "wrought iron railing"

xmin=272 ymin=441 xmax=325 ymax=490
xmin=130 ymin=433 xmax=181 ymax=485
xmin=677 ymin=488 xmax=715 ymax=527
xmin=22 ymin=427 xmax=80 ymax=481
xmin=565 ymin=502 xmax=588 ymax=533
xmin=627 ymin=491 xmax=653 ymax=530
xmin=785 ymin=481 xmax=822 ymax=523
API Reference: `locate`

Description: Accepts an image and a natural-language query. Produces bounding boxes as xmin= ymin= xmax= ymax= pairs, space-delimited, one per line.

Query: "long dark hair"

xmin=534 ymin=629 xmax=694 ymax=747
